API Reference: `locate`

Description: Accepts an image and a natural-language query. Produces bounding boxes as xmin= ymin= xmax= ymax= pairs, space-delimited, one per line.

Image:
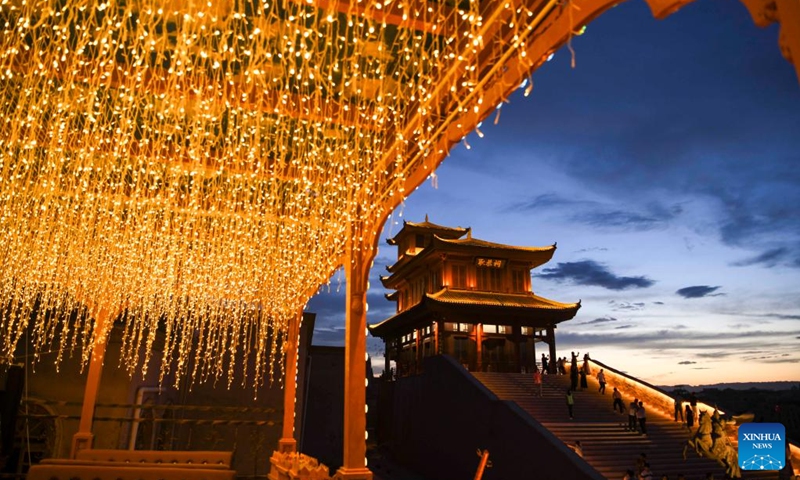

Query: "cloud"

xmin=763 ymin=357 xmax=800 ymax=364
xmin=579 ymin=316 xmax=617 ymax=325
xmin=653 ymin=301 xmax=665 ymax=305
xmin=678 ymin=361 xmax=697 ymax=365
xmin=731 ymin=247 xmax=790 ymax=268
xmin=614 ymin=325 xmax=633 ymax=329
xmin=575 ymin=247 xmax=609 ymax=253
xmin=696 ymin=352 xmax=732 ymax=359
xmin=608 ymin=300 xmax=646 ymax=312
xmin=573 ymin=202 xmax=683 ymax=231
xmin=762 ymin=313 xmax=800 ymax=320
xmin=676 ymin=285 xmax=723 ymax=299
xmin=507 ymin=194 xmax=682 ymax=232
xmin=538 ymin=260 xmax=655 ymax=290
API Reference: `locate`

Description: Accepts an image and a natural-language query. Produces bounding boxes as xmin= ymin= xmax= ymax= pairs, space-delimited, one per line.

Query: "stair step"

xmin=472 ymin=371 xmax=774 ymax=479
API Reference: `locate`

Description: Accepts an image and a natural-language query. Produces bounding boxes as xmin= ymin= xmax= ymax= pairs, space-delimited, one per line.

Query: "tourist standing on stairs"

xmin=685 ymin=404 xmax=694 ymax=430
xmin=597 ymin=369 xmax=606 ymax=394
xmin=612 ymin=387 xmax=624 ymax=413
xmin=673 ymin=395 xmax=684 ymax=422
xmin=628 ymin=398 xmax=639 ymax=431
xmin=570 ymin=352 xmax=579 ymax=390
xmin=637 ymin=401 xmax=647 ymax=435
xmin=532 ymin=367 xmax=543 ymax=397
xmin=566 ymin=389 xmax=575 ymax=419
xmin=689 ymin=392 xmax=698 ymax=423
xmin=579 ymin=367 xmax=588 ymax=390
xmin=542 ymin=353 xmax=548 ymax=374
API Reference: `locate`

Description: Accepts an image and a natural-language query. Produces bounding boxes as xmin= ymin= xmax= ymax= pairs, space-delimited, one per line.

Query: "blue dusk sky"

xmin=307 ymin=0 xmax=800 ymax=386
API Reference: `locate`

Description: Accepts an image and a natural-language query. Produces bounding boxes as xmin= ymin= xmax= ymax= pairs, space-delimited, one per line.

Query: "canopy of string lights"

xmin=1 ymin=0 xmax=788 ymax=388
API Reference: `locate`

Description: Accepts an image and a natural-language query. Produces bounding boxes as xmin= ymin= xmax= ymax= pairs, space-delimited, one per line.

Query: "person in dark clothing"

xmin=674 ymin=396 xmax=684 ymax=423
xmin=628 ymin=399 xmax=638 ymax=431
xmin=570 ymin=363 xmax=579 ymax=390
xmin=541 ymin=353 xmax=548 ymax=374
xmin=597 ymin=369 xmax=607 ymax=394
xmin=612 ymin=387 xmax=624 ymax=413
xmin=689 ymin=392 xmax=698 ymax=423
xmin=685 ymin=404 xmax=694 ymax=430
xmin=579 ymin=368 xmax=588 ymax=390
xmin=637 ymin=401 xmax=647 ymax=435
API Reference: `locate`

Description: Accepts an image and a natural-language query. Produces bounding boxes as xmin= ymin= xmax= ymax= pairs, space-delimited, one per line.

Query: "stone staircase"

xmin=472 ymin=371 xmax=779 ymax=479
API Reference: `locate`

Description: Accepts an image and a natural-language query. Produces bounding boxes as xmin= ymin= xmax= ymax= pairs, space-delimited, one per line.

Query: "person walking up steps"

xmin=674 ymin=395 xmax=684 ymax=423
xmin=628 ymin=398 xmax=638 ymax=431
xmin=597 ymin=368 xmax=606 ymax=394
xmin=542 ymin=353 xmax=548 ymax=374
xmin=532 ymin=367 xmax=543 ymax=397
xmin=612 ymin=387 xmax=624 ymax=413
xmin=566 ymin=389 xmax=575 ymax=419
xmin=637 ymin=401 xmax=647 ymax=435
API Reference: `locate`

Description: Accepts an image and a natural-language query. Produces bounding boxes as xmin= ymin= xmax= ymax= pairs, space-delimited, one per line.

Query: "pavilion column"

xmin=433 ymin=321 xmax=440 ymax=355
xmin=546 ymin=325 xmax=557 ymax=374
xmin=278 ymin=309 xmax=303 ymax=453
xmin=414 ymin=328 xmax=421 ymax=373
xmin=475 ymin=323 xmax=483 ymax=372
xmin=335 ymin=237 xmax=376 ymax=480
xmin=71 ymin=307 xmax=116 ymax=458
xmin=514 ymin=326 xmax=522 ymax=373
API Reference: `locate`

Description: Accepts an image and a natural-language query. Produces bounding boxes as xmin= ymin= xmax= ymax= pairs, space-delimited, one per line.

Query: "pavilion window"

xmin=477 ymin=266 xmax=503 ymax=291
xmin=429 ymin=269 xmax=442 ymax=292
xmin=521 ymin=326 xmax=534 ymax=336
xmin=497 ymin=325 xmax=512 ymax=334
xmin=452 ymin=264 xmax=468 ymax=288
xmin=483 ymin=324 xmax=497 ymax=334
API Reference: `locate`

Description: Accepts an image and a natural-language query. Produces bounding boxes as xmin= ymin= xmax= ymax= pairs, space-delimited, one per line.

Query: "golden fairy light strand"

xmin=0 ymin=0 xmax=554 ymax=388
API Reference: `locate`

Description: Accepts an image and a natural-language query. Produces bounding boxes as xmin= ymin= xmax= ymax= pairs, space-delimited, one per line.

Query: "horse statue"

xmin=684 ymin=411 xmax=713 ymax=460
xmin=684 ymin=410 xmax=741 ymax=478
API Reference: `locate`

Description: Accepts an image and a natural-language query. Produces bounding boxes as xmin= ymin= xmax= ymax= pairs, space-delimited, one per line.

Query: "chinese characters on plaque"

xmin=475 ymin=257 xmax=506 ymax=268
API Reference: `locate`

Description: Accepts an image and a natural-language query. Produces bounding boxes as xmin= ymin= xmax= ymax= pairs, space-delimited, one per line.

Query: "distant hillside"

xmin=661 ymin=381 xmax=800 ymax=392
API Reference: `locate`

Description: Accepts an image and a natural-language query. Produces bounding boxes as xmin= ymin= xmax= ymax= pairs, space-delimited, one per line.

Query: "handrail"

xmin=588 ymin=358 xmax=800 ymax=474
xmin=585 ymin=358 xmax=720 ymax=419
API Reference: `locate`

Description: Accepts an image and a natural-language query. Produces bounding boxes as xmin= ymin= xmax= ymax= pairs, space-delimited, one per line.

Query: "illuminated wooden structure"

xmin=0 ymin=0 xmax=796 ymax=476
xmin=370 ymin=219 xmax=580 ymax=376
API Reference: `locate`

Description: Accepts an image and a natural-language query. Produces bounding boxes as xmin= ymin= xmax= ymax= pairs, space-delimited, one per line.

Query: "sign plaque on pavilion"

xmin=370 ymin=218 xmax=580 ymax=376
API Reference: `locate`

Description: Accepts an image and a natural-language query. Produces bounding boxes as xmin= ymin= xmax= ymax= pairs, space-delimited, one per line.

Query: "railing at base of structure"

xmin=268 ymin=451 xmax=332 ymax=480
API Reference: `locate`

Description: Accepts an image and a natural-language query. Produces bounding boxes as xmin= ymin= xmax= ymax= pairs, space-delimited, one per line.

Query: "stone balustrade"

xmin=268 ymin=450 xmax=332 ymax=480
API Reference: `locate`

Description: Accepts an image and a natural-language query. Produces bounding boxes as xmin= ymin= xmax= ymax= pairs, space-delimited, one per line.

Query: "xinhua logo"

xmin=738 ymin=423 xmax=785 ymax=471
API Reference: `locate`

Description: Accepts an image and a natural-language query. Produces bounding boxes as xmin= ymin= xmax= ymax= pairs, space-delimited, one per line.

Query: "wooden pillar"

xmin=433 ymin=321 xmax=440 ymax=355
xmin=278 ymin=310 xmax=303 ymax=453
xmin=414 ymin=328 xmax=421 ymax=373
xmin=71 ymin=307 xmax=114 ymax=458
xmin=475 ymin=323 xmax=483 ymax=372
xmin=335 ymin=239 xmax=375 ymax=480
xmin=546 ymin=326 xmax=557 ymax=374
xmin=514 ymin=326 xmax=522 ymax=373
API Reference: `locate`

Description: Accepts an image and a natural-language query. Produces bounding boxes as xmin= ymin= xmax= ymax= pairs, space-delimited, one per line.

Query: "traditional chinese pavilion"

xmin=370 ymin=217 xmax=580 ymax=376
